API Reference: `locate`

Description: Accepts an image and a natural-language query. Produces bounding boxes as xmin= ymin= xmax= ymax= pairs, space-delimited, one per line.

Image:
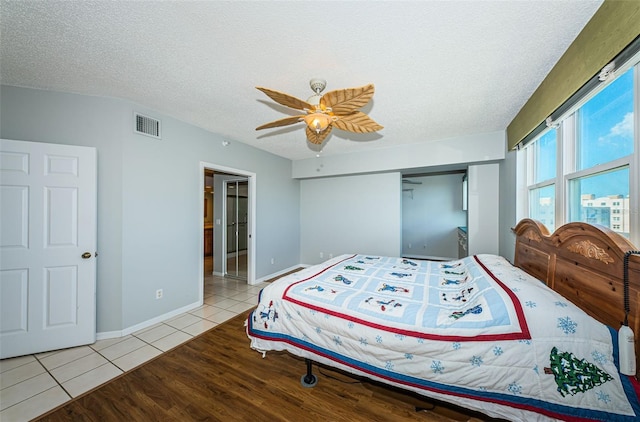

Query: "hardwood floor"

xmin=36 ymin=312 xmax=492 ymax=422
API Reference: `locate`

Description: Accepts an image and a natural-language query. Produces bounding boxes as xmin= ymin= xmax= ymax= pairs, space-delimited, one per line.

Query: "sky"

xmin=535 ymin=68 xmax=633 ymax=199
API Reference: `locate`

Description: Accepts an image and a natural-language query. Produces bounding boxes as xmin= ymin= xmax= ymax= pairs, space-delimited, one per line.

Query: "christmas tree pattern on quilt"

xmin=544 ymin=346 xmax=613 ymax=397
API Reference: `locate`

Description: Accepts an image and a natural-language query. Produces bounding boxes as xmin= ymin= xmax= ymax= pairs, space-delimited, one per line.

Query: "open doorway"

xmin=200 ymin=162 xmax=256 ymax=304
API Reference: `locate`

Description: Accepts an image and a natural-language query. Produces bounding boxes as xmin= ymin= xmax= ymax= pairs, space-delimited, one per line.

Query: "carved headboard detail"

xmin=566 ymin=240 xmax=615 ymax=264
xmin=524 ymin=230 xmax=543 ymax=243
xmin=512 ymin=218 xmax=640 ymax=379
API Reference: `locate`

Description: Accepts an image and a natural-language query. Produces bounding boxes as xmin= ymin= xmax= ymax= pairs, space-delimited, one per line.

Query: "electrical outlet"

xmin=408 ymin=243 xmax=412 ymax=249
xmin=156 ymin=289 xmax=163 ymax=299
xmin=270 ymin=258 xmax=275 ymax=264
xmin=329 ymin=253 xmax=333 ymax=258
xmin=320 ymin=252 xmax=324 ymax=258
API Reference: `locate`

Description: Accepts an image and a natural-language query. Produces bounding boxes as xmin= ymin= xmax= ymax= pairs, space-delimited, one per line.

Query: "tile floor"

xmin=0 ymin=274 xmax=264 ymax=422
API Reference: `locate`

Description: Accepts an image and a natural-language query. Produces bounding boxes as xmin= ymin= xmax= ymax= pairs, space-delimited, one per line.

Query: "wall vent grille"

xmin=134 ymin=113 xmax=161 ymax=139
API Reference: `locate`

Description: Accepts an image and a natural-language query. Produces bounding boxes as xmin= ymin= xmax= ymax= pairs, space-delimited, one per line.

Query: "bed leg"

xmin=300 ymin=359 xmax=318 ymax=388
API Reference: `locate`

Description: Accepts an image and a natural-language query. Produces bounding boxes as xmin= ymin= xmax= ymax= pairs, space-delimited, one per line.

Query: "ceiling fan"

xmin=255 ymin=79 xmax=383 ymax=145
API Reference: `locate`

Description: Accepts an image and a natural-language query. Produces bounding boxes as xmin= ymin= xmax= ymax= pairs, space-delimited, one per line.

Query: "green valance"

xmin=507 ymin=0 xmax=640 ymax=150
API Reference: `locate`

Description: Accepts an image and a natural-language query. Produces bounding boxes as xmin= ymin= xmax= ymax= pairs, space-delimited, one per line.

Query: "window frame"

xmin=519 ymin=56 xmax=639 ymax=246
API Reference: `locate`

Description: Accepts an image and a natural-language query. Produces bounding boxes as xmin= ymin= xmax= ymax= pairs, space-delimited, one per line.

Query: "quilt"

xmin=247 ymin=254 xmax=640 ymax=421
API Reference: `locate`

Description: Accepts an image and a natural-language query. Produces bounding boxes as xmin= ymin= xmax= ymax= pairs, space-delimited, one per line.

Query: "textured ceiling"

xmin=0 ymin=1 xmax=603 ymax=160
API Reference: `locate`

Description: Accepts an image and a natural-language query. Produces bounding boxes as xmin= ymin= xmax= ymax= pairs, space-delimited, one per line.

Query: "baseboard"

xmin=254 ymin=263 xmax=308 ymax=284
xmin=97 ymin=264 xmax=310 ymax=340
xmin=96 ymin=300 xmax=202 ymax=340
xmin=96 ymin=330 xmax=122 ymax=341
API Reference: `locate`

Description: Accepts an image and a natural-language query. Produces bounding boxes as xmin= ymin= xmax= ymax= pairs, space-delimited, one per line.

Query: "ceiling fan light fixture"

xmin=303 ymin=112 xmax=332 ymax=133
xmin=255 ymin=80 xmax=382 ymax=146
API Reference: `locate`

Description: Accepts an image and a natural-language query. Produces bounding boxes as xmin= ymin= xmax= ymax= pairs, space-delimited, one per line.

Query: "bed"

xmin=247 ymin=219 xmax=640 ymax=421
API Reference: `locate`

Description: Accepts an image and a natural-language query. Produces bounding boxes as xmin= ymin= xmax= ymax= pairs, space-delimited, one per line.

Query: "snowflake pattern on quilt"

xmin=557 ymin=316 xmax=578 ymax=335
xmin=431 ymin=360 xmax=445 ymax=374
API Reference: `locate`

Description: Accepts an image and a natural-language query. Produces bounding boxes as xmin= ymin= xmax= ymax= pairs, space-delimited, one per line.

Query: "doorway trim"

xmin=199 ymin=162 xmax=257 ymax=301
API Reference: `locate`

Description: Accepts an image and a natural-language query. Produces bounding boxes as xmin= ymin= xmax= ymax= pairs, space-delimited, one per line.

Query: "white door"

xmin=0 ymin=139 xmax=97 ymax=359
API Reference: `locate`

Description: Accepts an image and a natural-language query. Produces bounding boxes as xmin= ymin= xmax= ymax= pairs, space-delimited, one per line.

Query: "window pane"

xmin=568 ymin=167 xmax=630 ymax=237
xmin=529 ymin=185 xmax=555 ymax=232
xmin=576 ymin=69 xmax=634 ymax=170
xmin=532 ymin=129 xmax=556 ymax=183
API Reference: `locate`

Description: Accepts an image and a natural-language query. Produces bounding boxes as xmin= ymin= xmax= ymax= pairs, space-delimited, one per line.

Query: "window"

xmin=526 ymin=129 xmax=557 ymax=231
xmin=532 ymin=129 xmax=557 ymax=184
xmin=529 ymin=185 xmax=555 ymax=229
xmin=568 ymin=167 xmax=629 ymax=235
xmin=521 ymin=63 xmax=637 ymax=244
xmin=576 ymin=70 xmax=634 ymax=171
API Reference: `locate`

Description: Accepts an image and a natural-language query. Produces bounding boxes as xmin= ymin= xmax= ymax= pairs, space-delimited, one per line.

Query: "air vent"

xmin=134 ymin=113 xmax=161 ymax=139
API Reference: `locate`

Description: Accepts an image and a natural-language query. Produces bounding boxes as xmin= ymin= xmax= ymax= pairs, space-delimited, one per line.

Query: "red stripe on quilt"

xmin=472 ymin=255 xmax=531 ymax=340
xmin=282 ymin=254 xmax=531 ymax=341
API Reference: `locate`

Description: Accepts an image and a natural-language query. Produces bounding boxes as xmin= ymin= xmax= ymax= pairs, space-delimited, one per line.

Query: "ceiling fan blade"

xmin=320 ymin=84 xmax=375 ymax=115
xmin=256 ymin=115 xmax=304 ymax=130
xmin=333 ymin=111 xmax=383 ymax=133
xmin=256 ymin=87 xmax=313 ymax=111
xmin=306 ymin=125 xmax=332 ymax=145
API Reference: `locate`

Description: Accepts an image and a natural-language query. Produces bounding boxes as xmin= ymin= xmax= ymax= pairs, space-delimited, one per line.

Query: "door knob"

xmin=82 ymin=252 xmax=92 ymax=259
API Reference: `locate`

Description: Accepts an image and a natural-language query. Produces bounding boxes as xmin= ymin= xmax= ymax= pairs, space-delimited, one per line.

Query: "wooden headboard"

xmin=512 ymin=218 xmax=640 ymax=379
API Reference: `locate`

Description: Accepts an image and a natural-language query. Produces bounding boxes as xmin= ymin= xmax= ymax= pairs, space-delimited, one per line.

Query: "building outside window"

xmin=520 ymin=59 xmax=638 ymax=245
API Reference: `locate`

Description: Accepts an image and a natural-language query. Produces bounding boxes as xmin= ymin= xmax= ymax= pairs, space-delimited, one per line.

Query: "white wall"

xmin=295 ymin=131 xmax=505 ymax=263
xmin=499 ymin=148 xmax=519 ymax=262
xmin=467 ymin=163 xmax=500 ymax=255
xmin=402 ymin=173 xmax=467 ymax=259
xmin=0 ymin=85 xmax=301 ymax=333
xmin=292 ymin=131 xmax=505 ymax=179
xmin=300 ymin=172 xmax=402 ymax=265
xmin=1 ymin=87 xmax=126 ymax=333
